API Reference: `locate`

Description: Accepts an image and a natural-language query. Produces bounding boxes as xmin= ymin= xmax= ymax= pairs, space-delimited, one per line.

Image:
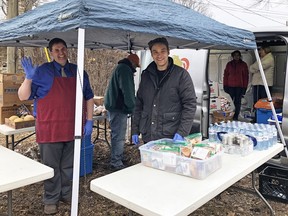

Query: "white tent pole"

xmin=71 ymin=28 xmax=85 ymax=216
xmin=254 ymin=49 xmax=288 ymax=157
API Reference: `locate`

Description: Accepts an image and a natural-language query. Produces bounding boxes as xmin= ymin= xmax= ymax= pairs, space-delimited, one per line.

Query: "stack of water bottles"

xmin=208 ymin=121 xmax=278 ymax=154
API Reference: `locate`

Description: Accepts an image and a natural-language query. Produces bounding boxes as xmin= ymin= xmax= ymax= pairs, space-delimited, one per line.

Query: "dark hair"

xmin=261 ymin=45 xmax=271 ymax=54
xmin=231 ymin=50 xmax=241 ymax=57
xmin=148 ymin=37 xmax=169 ymax=50
xmin=48 ymin=38 xmax=67 ymax=51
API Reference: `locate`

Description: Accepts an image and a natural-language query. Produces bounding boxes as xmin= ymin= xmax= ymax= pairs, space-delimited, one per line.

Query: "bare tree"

xmin=1 ymin=0 xmax=40 ymax=16
xmin=1 ymin=0 xmax=7 ymax=16
xmin=21 ymin=0 xmax=39 ymax=12
xmin=252 ymin=0 xmax=288 ymax=6
xmin=172 ymin=0 xmax=211 ymax=16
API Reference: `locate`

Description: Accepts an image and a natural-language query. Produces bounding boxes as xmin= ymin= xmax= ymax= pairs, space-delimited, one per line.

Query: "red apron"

xmin=36 ymin=76 xmax=76 ymax=143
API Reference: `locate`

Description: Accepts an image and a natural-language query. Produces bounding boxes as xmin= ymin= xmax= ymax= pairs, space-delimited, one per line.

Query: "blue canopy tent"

xmin=0 ymin=0 xmax=256 ymax=50
xmin=2 ymin=0 xmax=284 ymax=215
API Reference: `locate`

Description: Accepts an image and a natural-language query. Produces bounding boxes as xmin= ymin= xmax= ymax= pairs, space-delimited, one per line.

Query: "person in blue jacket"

xmin=131 ymin=37 xmax=197 ymax=144
xmin=104 ymin=53 xmax=140 ymax=171
xmin=18 ymin=38 xmax=94 ymax=215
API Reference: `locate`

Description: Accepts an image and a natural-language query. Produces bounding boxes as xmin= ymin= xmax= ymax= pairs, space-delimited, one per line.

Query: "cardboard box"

xmin=0 ymin=104 xmax=33 ymax=124
xmin=0 ymin=73 xmax=32 ymax=106
xmin=93 ymin=96 xmax=104 ymax=106
xmin=209 ymin=97 xmax=221 ymax=114
xmin=0 ymin=72 xmax=25 ymax=84
xmin=209 ymin=81 xmax=219 ymax=97
xmin=212 ymin=110 xmax=234 ymax=123
xmin=5 ymin=118 xmax=35 ymax=129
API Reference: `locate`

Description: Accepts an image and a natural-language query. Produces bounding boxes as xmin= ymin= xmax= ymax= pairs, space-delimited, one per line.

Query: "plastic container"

xmin=259 ymin=166 xmax=288 ymax=203
xmin=270 ymin=113 xmax=283 ymax=121
xmin=139 ymin=139 xmax=223 ymax=179
xmin=80 ymin=144 xmax=94 ymax=176
xmin=81 ymin=134 xmax=92 ymax=148
xmin=254 ymin=98 xmax=283 ymax=110
xmin=256 ymin=108 xmax=282 ymax=124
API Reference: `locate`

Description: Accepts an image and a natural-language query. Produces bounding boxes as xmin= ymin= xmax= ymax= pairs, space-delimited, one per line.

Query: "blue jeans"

xmin=108 ymin=111 xmax=128 ymax=167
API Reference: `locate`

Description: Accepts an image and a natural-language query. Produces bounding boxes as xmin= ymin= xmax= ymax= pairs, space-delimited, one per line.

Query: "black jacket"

xmin=131 ymin=57 xmax=196 ymax=142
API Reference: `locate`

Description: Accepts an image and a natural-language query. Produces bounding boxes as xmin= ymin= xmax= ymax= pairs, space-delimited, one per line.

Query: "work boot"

xmin=44 ymin=204 xmax=58 ymax=215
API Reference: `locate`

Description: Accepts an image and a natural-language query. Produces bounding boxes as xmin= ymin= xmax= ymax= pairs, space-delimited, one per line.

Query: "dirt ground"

xmin=1 ymin=126 xmax=288 ymax=216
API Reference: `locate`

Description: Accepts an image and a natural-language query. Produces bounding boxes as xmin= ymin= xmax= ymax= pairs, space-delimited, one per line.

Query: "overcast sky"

xmin=1 ymin=0 xmax=287 ymax=30
xmin=208 ymin=0 xmax=288 ymax=29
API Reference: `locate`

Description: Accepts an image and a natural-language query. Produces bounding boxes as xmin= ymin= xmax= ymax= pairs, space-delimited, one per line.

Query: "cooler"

xmin=256 ymin=108 xmax=282 ymax=124
xmin=80 ymin=135 xmax=94 ymax=176
xmin=254 ymin=98 xmax=283 ymax=124
xmin=80 ymin=144 xmax=94 ymax=176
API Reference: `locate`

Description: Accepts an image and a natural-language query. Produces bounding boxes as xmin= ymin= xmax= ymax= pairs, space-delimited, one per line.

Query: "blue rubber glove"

xmin=132 ymin=134 xmax=139 ymax=145
xmin=84 ymin=120 xmax=93 ymax=136
xmin=21 ymin=57 xmax=37 ymax=80
xmin=173 ymin=133 xmax=184 ymax=142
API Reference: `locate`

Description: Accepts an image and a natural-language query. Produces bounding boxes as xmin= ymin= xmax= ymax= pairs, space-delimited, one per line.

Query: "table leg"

xmin=4 ymin=133 xmax=35 ymax=150
xmin=93 ymin=120 xmax=110 ymax=148
xmin=104 ymin=119 xmax=110 ymax=147
xmin=252 ymin=171 xmax=275 ymax=216
xmin=8 ymin=190 xmax=12 ymax=216
xmin=93 ymin=121 xmax=100 ymax=143
xmin=14 ymin=133 xmax=35 ymax=148
xmin=11 ymin=136 xmax=14 ymax=151
xmin=5 ymin=135 xmax=15 ymax=150
xmin=5 ymin=135 xmax=8 ymax=148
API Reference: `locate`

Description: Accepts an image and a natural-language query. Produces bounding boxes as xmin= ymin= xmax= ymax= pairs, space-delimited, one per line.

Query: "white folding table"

xmin=0 ymin=124 xmax=35 ymax=150
xmin=90 ymin=143 xmax=284 ymax=216
xmin=0 ymin=145 xmax=54 ymax=216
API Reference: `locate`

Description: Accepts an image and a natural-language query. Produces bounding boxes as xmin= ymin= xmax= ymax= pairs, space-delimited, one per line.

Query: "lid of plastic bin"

xmin=254 ymin=98 xmax=283 ymax=110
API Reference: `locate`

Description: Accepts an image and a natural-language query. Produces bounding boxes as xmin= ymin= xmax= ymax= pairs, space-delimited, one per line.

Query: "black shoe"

xmin=44 ymin=204 xmax=58 ymax=215
xmin=109 ymin=165 xmax=126 ymax=172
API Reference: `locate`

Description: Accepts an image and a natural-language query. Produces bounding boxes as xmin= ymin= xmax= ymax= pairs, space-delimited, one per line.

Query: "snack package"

xmin=180 ymin=146 xmax=192 ymax=158
xmin=151 ymin=139 xmax=184 ymax=156
xmin=185 ymin=133 xmax=202 ymax=146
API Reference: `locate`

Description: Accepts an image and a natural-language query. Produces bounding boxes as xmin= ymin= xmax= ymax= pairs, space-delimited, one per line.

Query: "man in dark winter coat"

xmin=104 ymin=53 xmax=140 ymax=171
xmin=131 ymin=37 xmax=196 ymax=144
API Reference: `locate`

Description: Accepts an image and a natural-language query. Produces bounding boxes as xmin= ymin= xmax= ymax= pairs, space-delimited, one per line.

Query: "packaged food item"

xmin=151 ymin=139 xmax=185 ymax=156
xmin=185 ymin=133 xmax=202 ymax=146
xmin=180 ymin=146 xmax=192 ymax=158
xmin=221 ymin=133 xmax=253 ymax=156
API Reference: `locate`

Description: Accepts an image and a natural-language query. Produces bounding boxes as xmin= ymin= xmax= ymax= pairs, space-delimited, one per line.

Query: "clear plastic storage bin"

xmin=139 ymin=139 xmax=223 ymax=180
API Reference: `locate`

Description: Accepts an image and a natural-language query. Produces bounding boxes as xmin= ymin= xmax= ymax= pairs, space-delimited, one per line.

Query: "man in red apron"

xmin=18 ymin=38 xmax=94 ymax=215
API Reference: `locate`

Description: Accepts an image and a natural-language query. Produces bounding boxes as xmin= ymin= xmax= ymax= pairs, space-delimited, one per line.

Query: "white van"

xmin=138 ymin=27 xmax=288 ymax=143
xmin=206 ymin=27 xmax=288 ymax=140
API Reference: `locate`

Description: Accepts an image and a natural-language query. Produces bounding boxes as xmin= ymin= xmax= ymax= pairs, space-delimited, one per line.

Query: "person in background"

xmin=18 ymin=38 xmax=94 ymax=215
xmin=104 ymin=53 xmax=140 ymax=171
xmin=249 ymin=45 xmax=274 ymax=105
xmin=223 ymin=50 xmax=249 ymax=120
xmin=131 ymin=37 xmax=196 ymax=144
